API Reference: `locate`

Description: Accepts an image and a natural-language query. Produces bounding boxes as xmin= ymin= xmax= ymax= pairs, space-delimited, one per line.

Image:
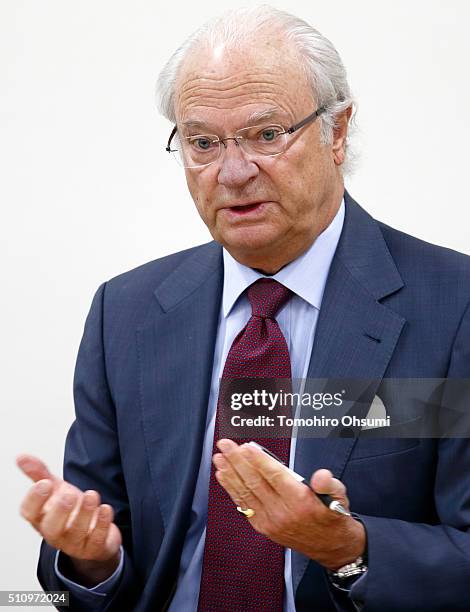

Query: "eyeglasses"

xmin=165 ymin=106 xmax=326 ymax=168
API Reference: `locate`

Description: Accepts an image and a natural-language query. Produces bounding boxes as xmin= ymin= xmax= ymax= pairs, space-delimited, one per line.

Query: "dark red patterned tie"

xmin=198 ymin=278 xmax=293 ymax=612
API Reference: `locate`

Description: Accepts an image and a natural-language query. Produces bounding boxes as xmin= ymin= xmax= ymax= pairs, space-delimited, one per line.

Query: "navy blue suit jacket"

xmin=38 ymin=191 xmax=470 ymax=611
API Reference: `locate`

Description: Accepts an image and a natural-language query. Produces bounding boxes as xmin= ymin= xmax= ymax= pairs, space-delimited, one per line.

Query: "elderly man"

xmin=18 ymin=6 xmax=470 ymax=612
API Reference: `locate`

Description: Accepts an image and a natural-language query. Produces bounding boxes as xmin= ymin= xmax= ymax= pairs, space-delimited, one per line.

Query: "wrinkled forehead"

xmin=174 ymin=40 xmax=313 ymax=130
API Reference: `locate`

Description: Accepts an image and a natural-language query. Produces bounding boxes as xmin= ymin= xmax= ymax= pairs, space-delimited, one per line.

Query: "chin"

xmin=219 ymin=225 xmax=282 ymax=259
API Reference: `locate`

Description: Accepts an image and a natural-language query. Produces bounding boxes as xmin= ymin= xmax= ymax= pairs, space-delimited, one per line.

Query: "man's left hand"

xmin=213 ymin=439 xmax=366 ymax=571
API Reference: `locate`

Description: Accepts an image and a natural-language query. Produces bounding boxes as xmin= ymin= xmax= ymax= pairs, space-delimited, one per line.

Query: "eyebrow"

xmin=246 ymin=107 xmax=287 ymax=124
xmin=180 ymin=119 xmax=211 ymax=131
xmin=180 ymin=107 xmax=289 ymax=133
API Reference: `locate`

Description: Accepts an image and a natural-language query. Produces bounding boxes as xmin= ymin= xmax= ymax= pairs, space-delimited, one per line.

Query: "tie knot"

xmin=247 ymin=278 xmax=292 ymax=318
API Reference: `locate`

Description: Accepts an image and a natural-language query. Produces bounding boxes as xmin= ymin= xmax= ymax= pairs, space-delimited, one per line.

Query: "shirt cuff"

xmin=54 ymin=546 xmax=124 ymax=597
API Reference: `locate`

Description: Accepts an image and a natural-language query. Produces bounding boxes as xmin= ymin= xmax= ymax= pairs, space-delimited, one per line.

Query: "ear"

xmin=332 ymin=105 xmax=353 ymax=166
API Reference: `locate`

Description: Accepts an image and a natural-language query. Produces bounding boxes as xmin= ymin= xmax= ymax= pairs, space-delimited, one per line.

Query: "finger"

xmin=40 ymin=488 xmax=79 ymax=544
xmin=230 ymin=442 xmax=301 ymax=502
xmin=213 ymin=454 xmax=264 ymax=512
xmin=216 ymin=443 xmax=289 ymax=513
xmin=310 ymin=469 xmax=349 ymax=506
xmin=85 ymin=505 xmax=114 ymax=559
xmin=216 ymin=442 xmax=278 ymax=497
xmin=16 ymin=454 xmax=58 ymax=484
xmin=20 ymin=479 xmax=54 ymax=526
xmin=66 ymin=490 xmax=100 ymax=547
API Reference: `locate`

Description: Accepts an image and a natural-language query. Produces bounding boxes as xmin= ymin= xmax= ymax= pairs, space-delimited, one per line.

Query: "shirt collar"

xmin=222 ymin=198 xmax=345 ymax=317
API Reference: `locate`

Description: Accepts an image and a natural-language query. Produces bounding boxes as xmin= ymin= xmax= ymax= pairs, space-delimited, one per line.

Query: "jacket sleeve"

xmin=37 ymin=283 xmax=141 ymax=611
xmin=349 ymin=301 xmax=470 ymax=612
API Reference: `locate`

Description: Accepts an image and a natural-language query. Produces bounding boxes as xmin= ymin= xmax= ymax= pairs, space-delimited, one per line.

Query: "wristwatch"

xmin=328 ymin=554 xmax=368 ymax=590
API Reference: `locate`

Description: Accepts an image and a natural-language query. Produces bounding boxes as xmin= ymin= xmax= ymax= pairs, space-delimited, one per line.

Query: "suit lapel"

xmin=292 ymin=191 xmax=406 ymax=593
xmin=137 ymin=242 xmax=223 ymax=532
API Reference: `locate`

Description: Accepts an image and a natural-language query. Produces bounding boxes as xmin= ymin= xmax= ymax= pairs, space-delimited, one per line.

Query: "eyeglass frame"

xmin=165 ymin=105 xmax=327 ymax=167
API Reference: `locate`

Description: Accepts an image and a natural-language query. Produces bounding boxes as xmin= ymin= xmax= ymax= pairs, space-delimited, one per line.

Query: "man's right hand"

xmin=17 ymin=454 xmax=122 ymax=587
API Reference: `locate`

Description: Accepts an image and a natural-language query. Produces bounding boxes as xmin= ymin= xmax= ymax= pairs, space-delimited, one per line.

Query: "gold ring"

xmin=236 ymin=506 xmax=255 ymax=518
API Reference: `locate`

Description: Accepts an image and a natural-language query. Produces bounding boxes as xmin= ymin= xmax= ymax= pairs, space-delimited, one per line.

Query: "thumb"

xmin=310 ymin=468 xmax=349 ymax=509
xmin=16 ymin=454 xmax=59 ymax=484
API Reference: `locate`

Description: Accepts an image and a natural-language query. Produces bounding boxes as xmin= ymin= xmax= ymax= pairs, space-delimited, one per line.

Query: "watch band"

xmin=331 ymin=555 xmax=368 ymax=580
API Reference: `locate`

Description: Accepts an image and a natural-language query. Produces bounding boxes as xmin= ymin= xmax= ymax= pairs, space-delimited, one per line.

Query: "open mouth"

xmin=226 ymin=202 xmax=266 ymax=215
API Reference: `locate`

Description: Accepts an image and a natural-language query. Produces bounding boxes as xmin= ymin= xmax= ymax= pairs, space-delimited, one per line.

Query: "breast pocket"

xmin=349 ymin=437 xmax=420 ymax=460
xmin=343 ymin=439 xmax=436 ymax=519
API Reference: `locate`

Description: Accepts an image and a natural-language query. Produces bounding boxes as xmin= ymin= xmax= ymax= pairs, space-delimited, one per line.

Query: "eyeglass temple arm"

xmin=166 ymin=126 xmax=178 ymax=152
xmin=286 ymin=106 xmax=326 ymax=135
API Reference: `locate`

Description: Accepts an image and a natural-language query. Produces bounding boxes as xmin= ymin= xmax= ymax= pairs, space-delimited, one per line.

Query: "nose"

xmin=217 ymin=140 xmax=259 ymax=188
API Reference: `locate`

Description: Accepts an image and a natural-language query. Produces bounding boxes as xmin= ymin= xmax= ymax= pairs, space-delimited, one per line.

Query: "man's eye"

xmin=191 ymin=138 xmax=212 ymax=150
xmin=260 ymin=128 xmax=279 ymax=142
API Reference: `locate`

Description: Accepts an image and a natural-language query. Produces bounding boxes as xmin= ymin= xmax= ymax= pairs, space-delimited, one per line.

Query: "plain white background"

xmin=1 ymin=0 xmax=469 ymax=601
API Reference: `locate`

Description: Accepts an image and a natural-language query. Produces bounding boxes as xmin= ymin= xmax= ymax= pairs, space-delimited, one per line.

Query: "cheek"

xmin=186 ymin=173 xmax=213 ymax=217
xmin=269 ymin=152 xmax=331 ymax=224
xmin=284 ymin=147 xmax=329 ymax=194
xmin=268 ymin=154 xmax=310 ymax=204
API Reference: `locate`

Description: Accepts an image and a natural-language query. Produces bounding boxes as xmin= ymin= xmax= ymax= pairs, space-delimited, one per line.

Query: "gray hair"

xmin=156 ymin=5 xmax=358 ymax=175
